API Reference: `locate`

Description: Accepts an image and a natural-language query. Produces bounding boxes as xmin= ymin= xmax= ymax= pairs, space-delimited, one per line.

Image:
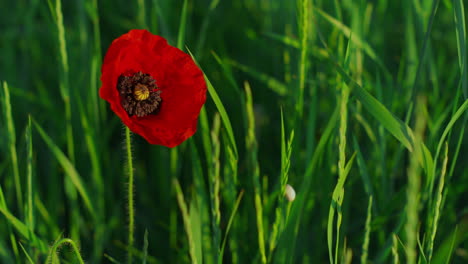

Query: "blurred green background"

xmin=0 ymin=0 xmax=467 ymax=263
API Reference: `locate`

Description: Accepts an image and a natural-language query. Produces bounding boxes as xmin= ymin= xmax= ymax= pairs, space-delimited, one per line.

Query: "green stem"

xmin=126 ymin=127 xmax=135 ymax=264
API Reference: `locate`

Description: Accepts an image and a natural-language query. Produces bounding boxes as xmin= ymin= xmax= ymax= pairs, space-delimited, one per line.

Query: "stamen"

xmin=117 ymin=72 xmax=162 ymax=117
xmin=134 ymin=84 xmax=150 ymax=101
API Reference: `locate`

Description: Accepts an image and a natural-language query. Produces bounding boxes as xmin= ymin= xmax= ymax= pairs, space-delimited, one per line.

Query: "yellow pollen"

xmin=134 ymin=84 xmax=150 ymax=101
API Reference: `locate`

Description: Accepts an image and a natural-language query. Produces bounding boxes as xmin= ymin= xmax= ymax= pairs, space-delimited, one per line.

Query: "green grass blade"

xmin=228 ymin=59 xmax=288 ymax=96
xmin=78 ymin=101 xmax=103 ymax=213
xmin=1 ymin=81 xmax=23 ymax=215
xmin=53 ymin=0 xmax=75 ymax=163
xmin=32 ymin=119 xmax=96 ymax=218
xmin=142 ymin=229 xmax=149 ymax=264
xmin=321 ymin=47 xmax=435 ymax=175
xmin=25 ymin=116 xmax=34 ymax=230
xmin=0 ymin=188 xmax=47 ymax=252
xmin=104 ymin=253 xmax=123 ymax=264
xmin=296 ymin=0 xmax=310 ymax=118
xmin=409 ymin=0 xmax=441 ymax=101
xmin=453 ymin=0 xmax=467 ymax=98
xmin=317 ymin=38 xmax=415 ymax=151
xmin=405 ymin=98 xmax=427 ymax=264
xmin=313 ymin=7 xmax=390 ymax=78
xmin=219 ymin=190 xmax=244 ymax=264
xmin=445 ymin=226 xmax=458 ymax=264
xmin=137 ymin=0 xmax=147 ymax=28
xmin=190 ymin=141 xmax=215 ymax=264
xmin=211 ymin=51 xmax=241 ymax=93
xmin=392 ymin=234 xmax=400 ymax=264
xmin=189 ymin=198 xmax=203 ymax=264
xmin=352 ymin=137 xmax=374 ymax=198
xmin=188 ymin=49 xmax=238 ymax=159
xmin=447 ymin=117 xmax=466 ymax=180
xmin=429 ymin=98 xmax=468 ymax=191
xmin=177 ymin=0 xmax=189 ymax=49
xmin=433 ymin=221 xmax=468 ymax=263
xmin=0 ymin=185 xmax=21 ymax=261
xmin=189 ymin=50 xmax=239 ymax=160
xmin=361 ymin=196 xmax=373 ymax=264
xmin=353 ymin=83 xmax=414 ymax=151
xmin=19 ymin=243 xmax=35 ymax=264
xmin=262 ymin=32 xmax=300 ymax=48
xmin=173 ymin=178 xmax=198 ymax=264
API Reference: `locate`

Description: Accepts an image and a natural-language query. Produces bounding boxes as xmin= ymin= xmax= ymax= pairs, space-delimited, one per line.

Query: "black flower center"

xmin=117 ymin=71 xmax=162 ymax=117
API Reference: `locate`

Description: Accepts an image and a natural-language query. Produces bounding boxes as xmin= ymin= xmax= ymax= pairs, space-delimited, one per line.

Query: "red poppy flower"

xmin=100 ymin=29 xmax=207 ymax=147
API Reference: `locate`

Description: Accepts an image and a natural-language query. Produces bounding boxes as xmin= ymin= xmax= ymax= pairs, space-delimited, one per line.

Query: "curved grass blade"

xmin=429 ymin=99 xmax=468 ymax=192
xmin=46 ymin=238 xmax=85 ymax=264
xmin=188 ymin=49 xmax=238 ymax=159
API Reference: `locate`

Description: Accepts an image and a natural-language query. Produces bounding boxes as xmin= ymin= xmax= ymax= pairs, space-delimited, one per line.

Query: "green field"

xmin=1 ymin=0 xmax=467 ymax=263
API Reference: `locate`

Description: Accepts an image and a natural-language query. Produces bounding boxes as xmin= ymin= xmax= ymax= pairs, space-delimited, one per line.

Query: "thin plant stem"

xmin=126 ymin=127 xmax=135 ymax=264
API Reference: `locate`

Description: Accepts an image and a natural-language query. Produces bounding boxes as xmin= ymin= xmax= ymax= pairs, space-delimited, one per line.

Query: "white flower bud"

xmin=285 ymin=184 xmax=296 ymax=202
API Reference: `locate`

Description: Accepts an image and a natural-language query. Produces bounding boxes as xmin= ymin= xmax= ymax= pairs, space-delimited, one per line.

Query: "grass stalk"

xmin=296 ymin=0 xmax=310 ymax=119
xmin=55 ymin=0 xmax=75 ymax=163
xmin=125 ymin=127 xmax=135 ymax=264
xmin=209 ymin=113 xmax=222 ymax=259
xmin=244 ymin=82 xmax=267 ymax=264
xmin=327 ymin=76 xmax=350 ymax=264
xmin=426 ymin=143 xmax=449 ymax=261
xmin=361 ymin=196 xmax=372 ymax=264
xmin=392 ymin=234 xmax=399 ymax=264
xmin=405 ymin=97 xmax=427 ymax=264
xmin=25 ymin=116 xmax=34 ymax=230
